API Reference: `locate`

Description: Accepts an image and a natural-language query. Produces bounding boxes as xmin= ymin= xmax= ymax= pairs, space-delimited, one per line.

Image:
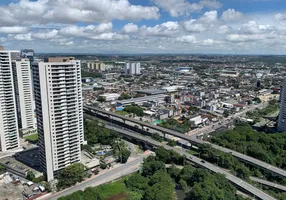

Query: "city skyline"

xmin=0 ymin=0 xmax=286 ymax=54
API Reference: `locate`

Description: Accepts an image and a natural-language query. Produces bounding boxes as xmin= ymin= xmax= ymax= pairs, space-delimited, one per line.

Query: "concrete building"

xmin=278 ymin=78 xmax=286 ymax=132
xmin=0 ymin=50 xmax=21 ymax=151
xmin=87 ymin=61 xmax=106 ymax=71
xmin=33 ymin=57 xmax=84 ymax=181
xmin=99 ymin=93 xmax=120 ymax=101
xmin=13 ymin=58 xmax=36 ymax=131
xmin=124 ymin=62 xmax=141 ymax=75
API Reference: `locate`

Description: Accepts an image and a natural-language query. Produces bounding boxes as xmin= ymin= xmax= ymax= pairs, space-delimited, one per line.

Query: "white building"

xmin=99 ymin=93 xmax=120 ymax=101
xmin=124 ymin=62 xmax=140 ymax=75
xmin=0 ymin=50 xmax=20 ymax=151
xmin=33 ymin=57 xmax=84 ymax=181
xmin=13 ymin=58 xmax=36 ymax=130
xmin=278 ymin=78 xmax=286 ymax=132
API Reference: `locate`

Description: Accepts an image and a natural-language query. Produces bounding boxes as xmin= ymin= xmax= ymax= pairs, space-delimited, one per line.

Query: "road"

xmin=105 ymin=125 xmax=276 ymax=200
xmin=250 ymin=176 xmax=286 ymax=192
xmin=84 ymin=104 xmax=286 ymax=179
xmin=45 ymin=156 xmax=147 ymax=200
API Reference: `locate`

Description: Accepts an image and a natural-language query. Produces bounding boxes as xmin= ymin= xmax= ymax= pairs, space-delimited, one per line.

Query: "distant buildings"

xmin=220 ymin=70 xmax=239 ymax=77
xmin=33 ymin=57 xmax=84 ymax=181
xmin=87 ymin=61 xmax=106 ymax=71
xmin=0 ymin=50 xmax=21 ymax=151
xmin=124 ymin=62 xmax=141 ymax=75
xmin=278 ymin=78 xmax=286 ymax=132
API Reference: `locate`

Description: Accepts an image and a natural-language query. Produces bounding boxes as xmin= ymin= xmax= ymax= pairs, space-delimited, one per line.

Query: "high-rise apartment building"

xmin=124 ymin=62 xmax=141 ymax=75
xmin=87 ymin=61 xmax=106 ymax=71
xmin=13 ymin=58 xmax=36 ymax=130
xmin=33 ymin=57 xmax=84 ymax=181
xmin=0 ymin=50 xmax=20 ymax=151
xmin=278 ymin=78 xmax=286 ymax=132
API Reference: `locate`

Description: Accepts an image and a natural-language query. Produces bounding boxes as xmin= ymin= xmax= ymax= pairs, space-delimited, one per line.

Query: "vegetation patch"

xmin=24 ymin=133 xmax=38 ymax=142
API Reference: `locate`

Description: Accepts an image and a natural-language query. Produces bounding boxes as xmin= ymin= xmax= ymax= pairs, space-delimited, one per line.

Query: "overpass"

xmin=84 ymin=105 xmax=286 ymax=179
xmin=250 ymin=177 xmax=286 ymax=192
xmin=103 ymin=124 xmax=276 ymax=200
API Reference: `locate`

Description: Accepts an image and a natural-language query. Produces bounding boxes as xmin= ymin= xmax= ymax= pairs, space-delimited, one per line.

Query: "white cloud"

xmin=184 ymin=10 xmax=217 ymax=32
xmin=176 ymin=35 xmax=196 ymax=43
xmin=141 ymin=21 xmax=180 ymax=36
xmin=33 ymin=29 xmax=58 ymax=39
xmin=274 ymin=13 xmax=286 ymax=21
xmin=89 ymin=33 xmax=129 ymax=40
xmin=122 ymin=23 xmax=139 ymax=33
xmin=0 ymin=26 xmax=28 ymax=34
xmin=153 ymin=0 xmax=221 ymax=17
xmin=13 ymin=33 xmax=33 ymax=41
xmin=59 ymin=23 xmax=113 ymax=37
xmin=0 ymin=0 xmax=160 ymax=26
xmin=221 ymin=9 xmax=243 ymax=21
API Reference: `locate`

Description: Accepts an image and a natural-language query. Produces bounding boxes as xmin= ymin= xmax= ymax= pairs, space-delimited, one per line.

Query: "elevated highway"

xmin=104 ymin=124 xmax=276 ymax=200
xmin=84 ymin=105 xmax=286 ymax=179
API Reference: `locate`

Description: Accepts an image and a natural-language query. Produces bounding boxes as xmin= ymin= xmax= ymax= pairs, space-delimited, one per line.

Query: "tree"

xmin=97 ymin=96 xmax=106 ymax=102
xmin=124 ymin=105 xmax=144 ymax=116
xmin=167 ymin=140 xmax=177 ymax=147
xmin=118 ymin=93 xmax=131 ymax=100
xmin=113 ymin=141 xmax=131 ymax=163
xmin=57 ymin=163 xmax=88 ymax=189
xmin=223 ymin=110 xmax=230 ymax=118
xmin=26 ymin=170 xmax=35 ymax=181
xmin=144 ymin=171 xmax=175 ymax=200
xmin=125 ymin=173 xmax=148 ymax=191
xmin=142 ymin=160 xmax=165 ymax=177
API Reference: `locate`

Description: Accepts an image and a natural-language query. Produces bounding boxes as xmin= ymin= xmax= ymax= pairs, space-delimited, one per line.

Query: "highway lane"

xmin=46 ymin=156 xmax=147 ymax=200
xmin=250 ymin=177 xmax=286 ymax=192
xmin=105 ymin=125 xmax=277 ymax=200
xmin=84 ymin=105 xmax=286 ymax=179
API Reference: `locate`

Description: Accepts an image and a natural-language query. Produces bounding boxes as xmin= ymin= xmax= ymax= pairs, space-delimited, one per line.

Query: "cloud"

xmin=184 ymin=10 xmax=218 ymax=32
xmin=221 ymin=9 xmax=243 ymax=21
xmin=13 ymin=33 xmax=33 ymax=41
xmin=140 ymin=21 xmax=180 ymax=36
xmin=153 ymin=0 xmax=221 ymax=17
xmin=122 ymin=23 xmax=139 ymax=33
xmin=0 ymin=0 xmax=160 ymax=26
xmin=0 ymin=26 xmax=29 ymax=34
xmin=176 ymin=35 xmax=196 ymax=43
xmin=59 ymin=23 xmax=113 ymax=37
xmin=32 ymin=29 xmax=58 ymax=39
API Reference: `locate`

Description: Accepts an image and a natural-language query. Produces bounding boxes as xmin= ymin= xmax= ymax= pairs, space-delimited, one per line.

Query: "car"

xmin=201 ymin=160 xmax=205 ymax=163
xmin=189 ymin=157 xmax=193 ymax=160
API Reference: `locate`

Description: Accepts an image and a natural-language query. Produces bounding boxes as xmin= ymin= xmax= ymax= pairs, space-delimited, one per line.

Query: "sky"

xmin=0 ymin=0 xmax=286 ymax=54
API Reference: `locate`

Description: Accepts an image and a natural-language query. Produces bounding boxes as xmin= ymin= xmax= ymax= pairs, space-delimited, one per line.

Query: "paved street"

xmin=45 ymin=155 xmax=148 ymax=200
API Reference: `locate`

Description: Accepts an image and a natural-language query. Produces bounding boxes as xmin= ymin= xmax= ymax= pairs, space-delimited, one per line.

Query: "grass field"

xmin=24 ymin=134 xmax=38 ymax=142
xmin=115 ymin=110 xmax=129 ymax=116
xmin=93 ymin=179 xmax=128 ymax=199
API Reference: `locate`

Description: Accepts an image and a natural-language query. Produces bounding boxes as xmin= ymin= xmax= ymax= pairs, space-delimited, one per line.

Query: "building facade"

xmin=278 ymin=78 xmax=286 ymax=132
xmin=0 ymin=50 xmax=20 ymax=151
xmin=87 ymin=61 xmax=106 ymax=71
xmin=13 ymin=58 xmax=36 ymax=131
xmin=33 ymin=58 xmax=84 ymax=181
xmin=124 ymin=62 xmax=140 ymax=75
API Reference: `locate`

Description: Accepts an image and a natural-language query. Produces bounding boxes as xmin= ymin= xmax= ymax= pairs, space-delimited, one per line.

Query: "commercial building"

xmin=13 ymin=58 xmax=36 ymax=131
xmin=0 ymin=50 xmax=21 ymax=152
xmin=99 ymin=93 xmax=120 ymax=101
xmin=117 ymin=94 xmax=167 ymax=106
xmin=278 ymin=78 xmax=286 ymax=132
xmin=87 ymin=61 xmax=106 ymax=71
xmin=124 ymin=62 xmax=141 ymax=75
xmin=33 ymin=57 xmax=84 ymax=181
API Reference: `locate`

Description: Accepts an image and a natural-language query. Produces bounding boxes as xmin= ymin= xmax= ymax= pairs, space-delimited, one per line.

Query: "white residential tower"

xmin=0 ymin=50 xmax=20 ymax=151
xmin=33 ymin=57 xmax=84 ymax=181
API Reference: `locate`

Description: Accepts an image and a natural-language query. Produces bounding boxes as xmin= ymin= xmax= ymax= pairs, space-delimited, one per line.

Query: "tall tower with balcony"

xmin=33 ymin=57 xmax=84 ymax=181
xmin=0 ymin=50 xmax=21 ymax=152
